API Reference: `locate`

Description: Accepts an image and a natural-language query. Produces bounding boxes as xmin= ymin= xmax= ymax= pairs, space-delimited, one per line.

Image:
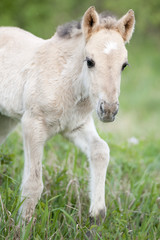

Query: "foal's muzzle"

xmin=97 ymin=100 xmax=119 ymax=122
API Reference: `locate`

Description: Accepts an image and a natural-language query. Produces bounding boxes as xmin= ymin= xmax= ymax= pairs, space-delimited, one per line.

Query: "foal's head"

xmin=82 ymin=7 xmax=135 ymax=122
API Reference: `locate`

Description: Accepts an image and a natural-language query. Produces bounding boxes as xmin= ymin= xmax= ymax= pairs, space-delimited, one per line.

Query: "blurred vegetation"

xmin=0 ymin=0 xmax=160 ymax=39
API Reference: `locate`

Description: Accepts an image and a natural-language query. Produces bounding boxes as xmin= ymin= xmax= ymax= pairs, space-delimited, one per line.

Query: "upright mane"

xmin=56 ymin=11 xmax=117 ymax=39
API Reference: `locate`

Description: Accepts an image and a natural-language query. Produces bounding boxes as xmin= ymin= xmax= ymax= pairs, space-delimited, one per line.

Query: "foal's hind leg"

xmin=0 ymin=113 xmax=18 ymax=145
xmin=65 ymin=117 xmax=110 ymax=224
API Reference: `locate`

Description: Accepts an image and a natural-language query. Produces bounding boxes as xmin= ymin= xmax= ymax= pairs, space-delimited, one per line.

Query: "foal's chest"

xmin=60 ymin=99 xmax=93 ymax=133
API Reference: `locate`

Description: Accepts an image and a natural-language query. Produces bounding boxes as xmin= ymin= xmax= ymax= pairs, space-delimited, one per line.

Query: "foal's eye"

xmin=86 ymin=57 xmax=95 ymax=68
xmin=122 ymin=62 xmax=129 ymax=71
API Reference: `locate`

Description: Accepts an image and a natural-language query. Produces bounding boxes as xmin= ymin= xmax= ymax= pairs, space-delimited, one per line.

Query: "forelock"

xmin=99 ymin=11 xmax=117 ymax=29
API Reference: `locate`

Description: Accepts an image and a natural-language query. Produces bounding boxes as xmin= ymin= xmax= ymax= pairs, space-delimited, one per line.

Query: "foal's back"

xmin=0 ymin=27 xmax=44 ymax=76
xmin=0 ymin=27 xmax=44 ymax=118
xmin=0 ymin=27 xmax=43 ymax=49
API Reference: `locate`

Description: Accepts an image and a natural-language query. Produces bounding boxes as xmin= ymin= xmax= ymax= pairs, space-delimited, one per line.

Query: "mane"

xmin=56 ymin=11 xmax=117 ymax=39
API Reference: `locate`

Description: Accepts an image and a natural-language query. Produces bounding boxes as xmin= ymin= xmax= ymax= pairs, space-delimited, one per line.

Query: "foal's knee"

xmin=90 ymin=139 xmax=110 ymax=167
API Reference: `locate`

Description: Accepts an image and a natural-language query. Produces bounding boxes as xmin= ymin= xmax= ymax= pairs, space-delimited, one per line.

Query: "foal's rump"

xmin=0 ymin=27 xmax=44 ymax=118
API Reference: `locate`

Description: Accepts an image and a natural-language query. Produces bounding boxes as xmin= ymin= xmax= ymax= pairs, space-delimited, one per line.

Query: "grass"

xmin=0 ymin=37 xmax=160 ymax=239
xmin=1 ymin=132 xmax=160 ymax=239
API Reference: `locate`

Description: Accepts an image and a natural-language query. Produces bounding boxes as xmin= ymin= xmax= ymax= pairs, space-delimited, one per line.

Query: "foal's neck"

xmin=65 ymin=35 xmax=90 ymax=104
xmin=44 ymin=34 xmax=92 ymax=109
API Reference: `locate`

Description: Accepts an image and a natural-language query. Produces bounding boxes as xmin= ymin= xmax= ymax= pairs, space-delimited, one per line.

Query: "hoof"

xmin=89 ymin=208 xmax=106 ymax=225
xmin=19 ymin=197 xmax=37 ymax=224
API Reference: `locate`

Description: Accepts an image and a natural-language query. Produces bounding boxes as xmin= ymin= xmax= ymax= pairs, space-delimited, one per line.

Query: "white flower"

xmin=128 ymin=137 xmax=139 ymax=145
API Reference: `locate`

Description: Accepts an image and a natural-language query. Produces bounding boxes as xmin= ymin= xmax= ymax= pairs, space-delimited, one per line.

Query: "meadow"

xmin=0 ymin=7 xmax=160 ymax=240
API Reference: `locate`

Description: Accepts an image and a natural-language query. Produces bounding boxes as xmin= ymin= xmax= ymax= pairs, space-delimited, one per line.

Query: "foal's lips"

xmin=97 ymin=110 xmax=116 ymax=123
xmin=99 ymin=115 xmax=115 ymax=123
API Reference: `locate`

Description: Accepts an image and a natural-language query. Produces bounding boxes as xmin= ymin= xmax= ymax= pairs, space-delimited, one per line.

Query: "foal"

xmin=0 ymin=7 xmax=135 ymax=222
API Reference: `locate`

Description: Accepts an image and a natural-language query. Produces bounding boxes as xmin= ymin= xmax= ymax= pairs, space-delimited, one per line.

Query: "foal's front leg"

xmin=65 ymin=117 xmax=110 ymax=222
xmin=20 ymin=112 xmax=47 ymax=222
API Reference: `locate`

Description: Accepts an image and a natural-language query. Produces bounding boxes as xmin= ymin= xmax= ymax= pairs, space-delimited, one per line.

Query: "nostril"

xmin=100 ymin=102 xmax=103 ymax=112
xmin=100 ymin=101 xmax=106 ymax=114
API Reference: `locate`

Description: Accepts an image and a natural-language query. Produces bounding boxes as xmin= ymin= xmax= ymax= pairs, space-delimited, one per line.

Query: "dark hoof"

xmin=90 ymin=209 xmax=106 ymax=225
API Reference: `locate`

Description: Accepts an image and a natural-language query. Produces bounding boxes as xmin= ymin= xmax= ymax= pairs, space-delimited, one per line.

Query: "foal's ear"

xmin=82 ymin=6 xmax=99 ymax=41
xmin=117 ymin=9 xmax=135 ymax=43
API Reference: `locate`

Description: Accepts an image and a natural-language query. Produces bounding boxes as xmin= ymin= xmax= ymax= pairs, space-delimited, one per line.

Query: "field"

xmin=0 ymin=35 xmax=160 ymax=239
